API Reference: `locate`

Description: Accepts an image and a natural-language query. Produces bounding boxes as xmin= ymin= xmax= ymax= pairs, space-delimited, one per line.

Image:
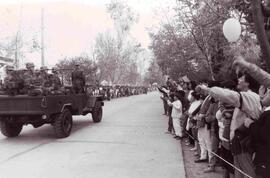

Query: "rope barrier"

xmin=184 ymin=130 xmax=253 ymax=178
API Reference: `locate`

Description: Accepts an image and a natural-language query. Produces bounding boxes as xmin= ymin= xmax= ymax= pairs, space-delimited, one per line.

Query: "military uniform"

xmin=71 ymin=64 xmax=85 ymax=93
xmin=51 ymin=67 xmax=62 ymax=90
xmin=40 ymin=66 xmax=49 ymax=81
xmin=3 ymin=66 xmax=17 ymax=95
xmin=23 ymin=62 xmax=44 ymax=96
xmin=23 ymin=62 xmax=35 ymax=89
xmin=49 ymin=67 xmax=63 ymax=95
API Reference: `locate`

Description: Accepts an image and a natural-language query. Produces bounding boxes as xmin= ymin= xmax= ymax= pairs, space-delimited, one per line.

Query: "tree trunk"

xmin=206 ymin=55 xmax=215 ymax=81
xmin=252 ymin=0 xmax=270 ymax=70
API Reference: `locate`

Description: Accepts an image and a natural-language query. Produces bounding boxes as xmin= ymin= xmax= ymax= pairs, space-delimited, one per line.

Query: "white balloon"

xmin=223 ymin=18 xmax=241 ymax=42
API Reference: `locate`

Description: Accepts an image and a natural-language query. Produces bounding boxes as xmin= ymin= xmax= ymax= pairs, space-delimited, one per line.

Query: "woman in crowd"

xmin=167 ymin=90 xmax=185 ymax=140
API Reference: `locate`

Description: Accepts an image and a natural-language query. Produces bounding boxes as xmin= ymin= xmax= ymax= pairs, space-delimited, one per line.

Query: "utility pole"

xmin=41 ymin=8 xmax=45 ymax=66
xmin=14 ymin=3 xmax=23 ymax=69
xmin=14 ymin=33 xmax=18 ymax=69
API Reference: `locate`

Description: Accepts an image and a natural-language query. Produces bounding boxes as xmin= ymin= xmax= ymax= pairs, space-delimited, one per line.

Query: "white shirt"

xmin=171 ymin=100 xmax=182 ymax=118
xmin=209 ymin=87 xmax=262 ymax=139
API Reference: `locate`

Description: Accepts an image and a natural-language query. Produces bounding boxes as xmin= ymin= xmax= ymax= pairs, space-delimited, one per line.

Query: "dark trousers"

xmin=168 ymin=116 xmax=174 ymax=133
xmin=162 ymin=99 xmax=168 ymax=115
xmin=187 ymin=128 xmax=194 ymax=145
xmin=234 ymin=152 xmax=256 ymax=178
xmin=181 ymin=113 xmax=188 ymax=137
xmin=220 ymin=145 xmax=234 ymax=174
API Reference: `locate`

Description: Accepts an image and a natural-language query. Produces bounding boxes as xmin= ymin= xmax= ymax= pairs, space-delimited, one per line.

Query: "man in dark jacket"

xmin=71 ymin=64 xmax=85 ymax=93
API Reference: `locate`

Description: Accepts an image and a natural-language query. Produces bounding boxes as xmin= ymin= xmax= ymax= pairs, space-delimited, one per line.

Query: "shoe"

xmin=190 ymin=147 xmax=197 ymax=151
xmin=194 ymin=152 xmax=199 ymax=156
xmin=194 ymin=159 xmax=207 ymax=163
xmin=203 ymin=166 xmax=215 ymax=173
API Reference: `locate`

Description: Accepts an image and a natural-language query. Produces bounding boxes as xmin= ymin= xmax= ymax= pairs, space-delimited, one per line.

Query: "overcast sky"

xmin=0 ymin=0 xmax=176 ymax=68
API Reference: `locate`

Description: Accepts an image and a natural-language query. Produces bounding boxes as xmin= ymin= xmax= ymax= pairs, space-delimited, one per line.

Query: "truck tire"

xmin=54 ymin=109 xmax=73 ymax=138
xmin=92 ymin=102 xmax=102 ymax=123
xmin=0 ymin=121 xmax=23 ymax=137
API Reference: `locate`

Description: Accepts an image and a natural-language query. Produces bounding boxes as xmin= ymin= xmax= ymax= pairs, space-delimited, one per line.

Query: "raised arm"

xmin=233 ymin=56 xmax=270 ymax=88
xmin=197 ymin=85 xmax=240 ymax=108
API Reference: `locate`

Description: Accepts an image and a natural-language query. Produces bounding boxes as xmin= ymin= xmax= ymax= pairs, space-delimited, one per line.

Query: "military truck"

xmin=0 ymin=89 xmax=103 ymax=138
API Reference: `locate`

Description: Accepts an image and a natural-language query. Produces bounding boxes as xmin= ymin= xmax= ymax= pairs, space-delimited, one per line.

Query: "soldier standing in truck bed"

xmin=51 ymin=67 xmax=62 ymax=90
xmin=28 ymin=69 xmax=43 ymax=96
xmin=40 ymin=66 xmax=49 ymax=82
xmin=50 ymin=67 xmax=64 ymax=94
xmin=71 ymin=63 xmax=85 ymax=93
xmin=2 ymin=65 xmax=18 ymax=95
xmin=23 ymin=62 xmax=35 ymax=91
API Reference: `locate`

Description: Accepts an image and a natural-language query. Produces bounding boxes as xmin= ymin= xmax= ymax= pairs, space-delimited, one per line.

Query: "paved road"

xmin=0 ymin=92 xmax=185 ymax=178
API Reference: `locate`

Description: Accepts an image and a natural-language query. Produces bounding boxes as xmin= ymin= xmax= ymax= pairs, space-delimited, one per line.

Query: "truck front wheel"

xmin=54 ymin=109 xmax=73 ymax=138
xmin=0 ymin=120 xmax=23 ymax=137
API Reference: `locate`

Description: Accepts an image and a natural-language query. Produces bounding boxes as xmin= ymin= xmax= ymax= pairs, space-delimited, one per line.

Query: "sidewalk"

xmin=180 ymin=139 xmax=223 ymax=178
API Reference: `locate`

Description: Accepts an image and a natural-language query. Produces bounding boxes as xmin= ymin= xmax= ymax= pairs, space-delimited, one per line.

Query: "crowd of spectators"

xmin=87 ymin=85 xmax=150 ymax=100
xmin=158 ymin=56 xmax=270 ymax=178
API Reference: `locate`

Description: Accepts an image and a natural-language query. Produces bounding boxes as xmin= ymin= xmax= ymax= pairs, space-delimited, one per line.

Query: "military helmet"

xmin=34 ymin=69 xmax=41 ymax=74
xmin=40 ymin=66 xmax=48 ymax=71
xmin=26 ymin=62 xmax=35 ymax=69
xmin=5 ymin=65 xmax=14 ymax=71
xmin=52 ymin=67 xmax=58 ymax=73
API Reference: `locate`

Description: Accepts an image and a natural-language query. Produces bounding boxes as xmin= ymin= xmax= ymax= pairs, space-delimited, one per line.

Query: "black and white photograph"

xmin=0 ymin=0 xmax=269 ymax=178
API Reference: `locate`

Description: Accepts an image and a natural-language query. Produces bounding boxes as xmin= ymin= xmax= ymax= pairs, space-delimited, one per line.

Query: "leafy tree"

xmin=143 ymin=59 xmax=164 ymax=85
xmin=93 ymin=0 xmax=142 ymax=85
xmin=234 ymin=0 xmax=270 ymax=70
xmin=148 ymin=0 xmax=262 ymax=83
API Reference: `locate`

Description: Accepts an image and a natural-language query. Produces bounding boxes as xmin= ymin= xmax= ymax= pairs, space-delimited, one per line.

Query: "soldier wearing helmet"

xmin=5 ymin=65 xmax=14 ymax=74
xmin=40 ymin=66 xmax=49 ymax=82
xmin=3 ymin=65 xmax=22 ymax=95
xmin=26 ymin=69 xmax=44 ymax=96
xmin=50 ymin=67 xmax=62 ymax=93
xmin=3 ymin=65 xmax=15 ymax=86
xmin=25 ymin=62 xmax=35 ymax=72
xmin=33 ymin=69 xmax=42 ymax=87
xmin=71 ymin=63 xmax=85 ymax=93
xmin=23 ymin=62 xmax=35 ymax=87
xmin=23 ymin=62 xmax=42 ymax=95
